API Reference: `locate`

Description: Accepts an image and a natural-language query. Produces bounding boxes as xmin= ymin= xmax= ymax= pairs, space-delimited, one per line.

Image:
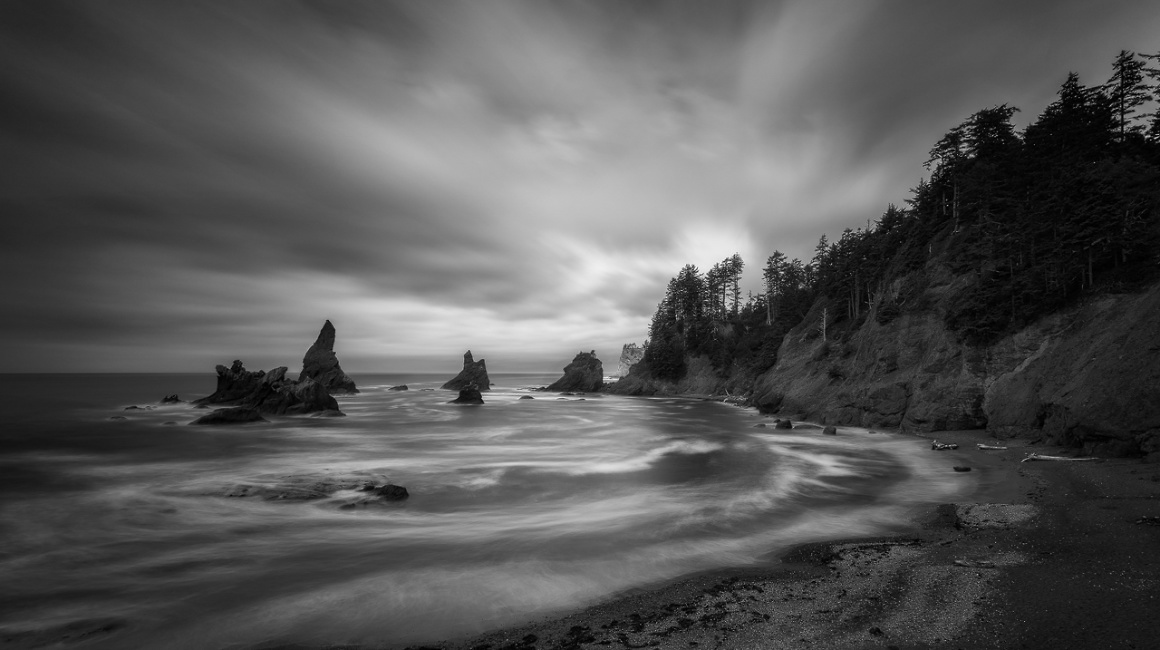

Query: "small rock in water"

xmin=160 ymin=394 xmax=181 ymax=404
xmin=519 ymin=395 xmax=535 ymax=400
xmin=953 ymin=466 xmax=972 ymax=472
xmin=373 ymin=484 xmax=409 ymax=501
xmin=450 ymin=384 xmax=484 ymax=404
xmin=823 ymin=425 xmax=837 ymax=435
xmin=774 ymin=419 xmax=793 ymax=429
xmin=754 ymin=423 xmax=767 ymax=428
xmin=388 ymin=385 xmax=409 ymax=391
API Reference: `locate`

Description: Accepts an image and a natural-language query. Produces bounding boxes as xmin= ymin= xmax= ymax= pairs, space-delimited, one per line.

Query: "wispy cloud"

xmin=2 ymin=0 xmax=1157 ymax=371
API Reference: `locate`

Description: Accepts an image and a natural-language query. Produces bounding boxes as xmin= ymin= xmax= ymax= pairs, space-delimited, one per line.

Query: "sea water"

xmin=0 ymin=373 xmax=968 ymax=648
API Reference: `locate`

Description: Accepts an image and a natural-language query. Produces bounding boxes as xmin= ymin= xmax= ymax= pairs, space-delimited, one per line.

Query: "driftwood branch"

xmin=1025 ymin=452 xmax=1095 ymax=461
xmin=931 ymin=441 xmax=959 ymax=450
xmin=976 ymin=444 xmax=1008 ymax=450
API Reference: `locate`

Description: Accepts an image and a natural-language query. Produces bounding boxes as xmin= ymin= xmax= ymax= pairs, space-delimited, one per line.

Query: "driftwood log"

xmin=931 ymin=441 xmax=959 ymax=450
xmin=977 ymin=444 xmax=1008 ymax=450
xmin=1020 ymin=453 xmax=1097 ymax=463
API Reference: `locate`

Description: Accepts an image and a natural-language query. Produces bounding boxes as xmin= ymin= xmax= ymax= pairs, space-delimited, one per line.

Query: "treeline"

xmin=642 ymin=49 xmax=1160 ymax=380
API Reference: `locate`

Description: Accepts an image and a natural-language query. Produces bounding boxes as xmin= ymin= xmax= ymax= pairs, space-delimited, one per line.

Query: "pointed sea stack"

xmin=546 ymin=351 xmax=604 ymax=392
xmin=442 ymin=350 xmax=491 ymax=391
xmin=299 ymin=320 xmax=358 ymax=394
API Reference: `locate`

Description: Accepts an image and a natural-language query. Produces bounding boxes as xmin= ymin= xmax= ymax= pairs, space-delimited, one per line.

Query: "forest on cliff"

xmin=635 ymin=50 xmax=1160 ymax=384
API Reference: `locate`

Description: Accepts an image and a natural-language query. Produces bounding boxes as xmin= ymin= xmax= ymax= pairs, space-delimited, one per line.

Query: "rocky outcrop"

xmin=546 ymin=351 xmax=604 ymax=392
xmin=194 ymin=360 xmax=339 ymax=415
xmin=617 ymin=343 xmax=645 ymax=377
xmin=442 ymin=351 xmax=490 ymax=391
xmin=450 ymin=384 xmax=484 ymax=404
xmin=298 ymin=320 xmax=358 ymax=394
xmin=197 ymin=360 xmax=267 ymax=404
xmin=606 ymin=354 xmax=752 ymax=397
xmin=751 ymin=273 xmax=1160 ymax=457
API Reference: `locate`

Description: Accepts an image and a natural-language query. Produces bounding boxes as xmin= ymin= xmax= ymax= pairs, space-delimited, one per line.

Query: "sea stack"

xmin=299 ymin=320 xmax=358 ymax=394
xmin=442 ymin=350 xmax=491 ymax=391
xmin=546 ymin=351 xmax=604 ymax=392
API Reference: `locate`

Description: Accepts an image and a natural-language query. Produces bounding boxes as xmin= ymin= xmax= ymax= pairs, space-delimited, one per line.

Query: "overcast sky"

xmin=2 ymin=1 xmax=1157 ymax=373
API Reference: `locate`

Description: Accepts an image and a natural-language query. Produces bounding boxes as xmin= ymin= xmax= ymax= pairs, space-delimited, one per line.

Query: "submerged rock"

xmin=191 ymin=407 xmax=267 ymax=425
xmin=442 ymin=351 xmax=491 ymax=391
xmin=546 ymin=351 xmax=604 ymax=392
xmin=298 ymin=320 xmax=358 ymax=394
xmin=451 ymin=384 xmax=485 ymax=404
xmin=364 ymin=484 xmax=409 ymax=500
xmin=389 ymin=384 xmax=409 ymax=391
xmin=222 ymin=474 xmax=402 ymax=502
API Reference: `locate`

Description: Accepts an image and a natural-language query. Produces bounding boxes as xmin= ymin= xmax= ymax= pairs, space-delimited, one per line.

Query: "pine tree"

xmin=1106 ymin=50 xmax=1152 ymax=143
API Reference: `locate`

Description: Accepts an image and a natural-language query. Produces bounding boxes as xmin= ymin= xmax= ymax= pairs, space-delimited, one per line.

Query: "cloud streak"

xmin=2 ymin=0 xmax=1158 ymax=372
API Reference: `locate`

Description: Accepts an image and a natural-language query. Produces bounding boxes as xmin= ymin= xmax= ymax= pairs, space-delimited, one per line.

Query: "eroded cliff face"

xmin=751 ymin=277 xmax=1160 ymax=457
xmin=617 ymin=344 xmax=645 ymax=378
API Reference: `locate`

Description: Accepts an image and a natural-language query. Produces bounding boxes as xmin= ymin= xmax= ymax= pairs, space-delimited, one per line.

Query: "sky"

xmin=2 ymin=0 xmax=1158 ymax=374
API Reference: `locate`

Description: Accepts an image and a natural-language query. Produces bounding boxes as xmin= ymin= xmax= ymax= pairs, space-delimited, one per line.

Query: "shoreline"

xmin=418 ymin=427 xmax=1160 ymax=650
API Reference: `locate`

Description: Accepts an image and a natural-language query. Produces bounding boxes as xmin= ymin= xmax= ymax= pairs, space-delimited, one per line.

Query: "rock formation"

xmin=442 ymin=351 xmax=491 ymax=391
xmin=617 ymin=343 xmax=645 ymax=377
xmin=450 ymin=384 xmax=484 ymax=404
xmin=198 ymin=360 xmax=267 ymax=404
xmin=546 ymin=351 xmax=604 ymax=392
xmin=298 ymin=320 xmax=358 ymax=394
xmin=194 ymin=360 xmax=339 ymax=415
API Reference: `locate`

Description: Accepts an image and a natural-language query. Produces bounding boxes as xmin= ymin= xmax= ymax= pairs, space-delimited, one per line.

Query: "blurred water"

xmin=0 ymin=373 xmax=968 ymax=648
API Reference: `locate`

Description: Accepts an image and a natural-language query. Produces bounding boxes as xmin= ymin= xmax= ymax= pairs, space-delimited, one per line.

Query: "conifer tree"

xmin=1106 ymin=50 xmax=1152 ymax=142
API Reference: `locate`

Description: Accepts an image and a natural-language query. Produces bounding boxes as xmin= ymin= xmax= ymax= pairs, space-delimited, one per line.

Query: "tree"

xmin=1141 ymin=51 xmax=1160 ymax=144
xmin=1106 ymin=50 xmax=1152 ymax=143
xmin=763 ymin=251 xmax=786 ymax=325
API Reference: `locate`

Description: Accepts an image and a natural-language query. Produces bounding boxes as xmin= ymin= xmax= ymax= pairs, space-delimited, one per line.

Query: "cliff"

xmin=616 ymin=343 xmax=645 ymax=377
xmin=750 ymin=271 xmax=1160 ymax=458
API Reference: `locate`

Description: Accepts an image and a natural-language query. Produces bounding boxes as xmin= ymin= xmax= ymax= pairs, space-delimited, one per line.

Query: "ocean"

xmin=0 ymin=373 xmax=970 ymax=648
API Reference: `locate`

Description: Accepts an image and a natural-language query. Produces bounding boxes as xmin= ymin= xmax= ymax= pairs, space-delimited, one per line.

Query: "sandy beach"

xmin=431 ymin=429 xmax=1160 ymax=650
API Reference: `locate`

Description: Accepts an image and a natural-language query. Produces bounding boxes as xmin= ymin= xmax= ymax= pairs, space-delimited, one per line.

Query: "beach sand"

xmin=430 ymin=429 xmax=1160 ymax=650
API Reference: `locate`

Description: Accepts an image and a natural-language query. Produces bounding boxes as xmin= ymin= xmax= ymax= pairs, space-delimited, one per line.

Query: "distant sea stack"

xmin=442 ymin=351 xmax=491 ymax=391
xmin=617 ymin=343 xmax=645 ymax=377
xmin=546 ymin=351 xmax=604 ymax=392
xmin=298 ymin=320 xmax=358 ymax=394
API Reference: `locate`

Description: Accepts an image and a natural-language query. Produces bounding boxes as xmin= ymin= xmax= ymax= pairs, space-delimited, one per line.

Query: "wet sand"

xmin=430 ymin=429 xmax=1160 ymax=650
